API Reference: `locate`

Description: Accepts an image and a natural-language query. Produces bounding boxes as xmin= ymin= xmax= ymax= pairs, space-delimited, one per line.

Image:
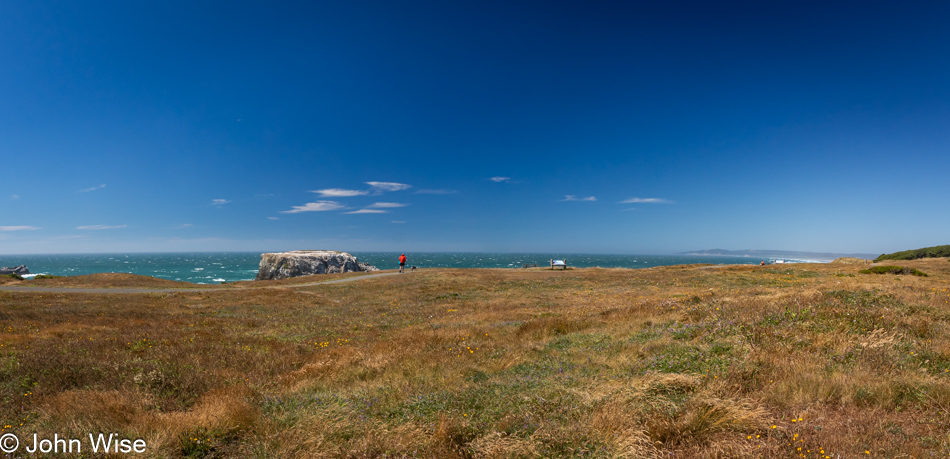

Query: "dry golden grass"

xmin=1 ymin=259 xmax=950 ymax=457
xmin=0 ymin=275 xmax=27 ymax=285
xmin=25 ymin=272 xmax=207 ymax=288
xmin=227 ymin=270 xmax=380 ymax=288
xmin=830 ymin=257 xmax=873 ymax=265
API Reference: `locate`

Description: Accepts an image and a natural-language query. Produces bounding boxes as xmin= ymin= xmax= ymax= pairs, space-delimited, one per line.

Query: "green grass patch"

xmin=545 ymin=333 xmax=617 ymax=352
xmin=860 ymin=266 xmax=928 ymax=276
xmin=637 ymin=342 xmax=736 ymax=375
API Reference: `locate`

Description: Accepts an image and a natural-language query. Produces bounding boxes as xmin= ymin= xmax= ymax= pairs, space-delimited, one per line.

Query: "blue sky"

xmin=2 ymin=1 xmax=949 ymax=255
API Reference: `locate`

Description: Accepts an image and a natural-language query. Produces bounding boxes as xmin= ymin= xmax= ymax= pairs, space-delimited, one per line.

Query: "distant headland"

xmin=679 ymin=249 xmax=879 ymax=262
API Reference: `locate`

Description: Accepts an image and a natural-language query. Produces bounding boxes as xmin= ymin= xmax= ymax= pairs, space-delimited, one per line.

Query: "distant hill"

xmin=680 ymin=249 xmax=878 ymax=262
xmin=874 ymin=245 xmax=950 ymax=262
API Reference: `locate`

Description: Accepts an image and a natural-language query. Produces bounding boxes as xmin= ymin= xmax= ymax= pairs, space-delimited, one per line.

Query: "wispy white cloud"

xmin=77 ymin=224 xmax=127 ymax=230
xmin=281 ymin=201 xmax=345 ymax=213
xmin=211 ymin=199 xmax=230 ymax=206
xmin=267 ymin=217 xmax=280 ymax=220
xmin=368 ymin=202 xmax=408 ymax=208
xmin=414 ymin=189 xmax=457 ymax=194
xmin=0 ymin=226 xmax=40 ymax=231
xmin=10 ymin=194 xmax=20 ymax=200
xmin=366 ymin=181 xmax=412 ymax=192
xmin=174 ymin=224 xmax=194 ymax=229
xmin=344 ymin=209 xmax=389 ymax=214
xmin=562 ymin=195 xmax=596 ymax=202
xmin=391 ymin=220 xmax=406 ymax=224
xmin=340 ymin=202 xmax=408 ymax=214
xmin=489 ymin=176 xmax=511 ymax=183
xmin=619 ymin=197 xmax=670 ymax=204
xmin=79 ymin=184 xmax=106 ymax=193
xmin=50 ymin=235 xmax=88 ymax=239
xmin=311 ymin=188 xmax=369 ymax=197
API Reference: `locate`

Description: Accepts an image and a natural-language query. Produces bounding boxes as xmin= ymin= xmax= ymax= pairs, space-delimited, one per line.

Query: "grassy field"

xmin=2 ymin=259 xmax=950 ymax=457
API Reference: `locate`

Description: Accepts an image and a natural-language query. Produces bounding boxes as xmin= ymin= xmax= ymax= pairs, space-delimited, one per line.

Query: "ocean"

xmin=0 ymin=252 xmax=813 ymax=284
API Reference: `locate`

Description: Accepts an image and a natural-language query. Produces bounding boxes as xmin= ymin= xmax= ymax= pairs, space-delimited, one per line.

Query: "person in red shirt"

xmin=399 ymin=253 xmax=407 ymax=273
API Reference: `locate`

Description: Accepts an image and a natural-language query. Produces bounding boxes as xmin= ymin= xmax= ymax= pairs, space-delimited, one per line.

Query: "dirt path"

xmin=0 ymin=272 xmax=404 ymax=294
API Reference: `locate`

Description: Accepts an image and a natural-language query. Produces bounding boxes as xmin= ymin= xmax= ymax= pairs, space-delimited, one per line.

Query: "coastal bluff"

xmin=255 ymin=250 xmax=378 ymax=280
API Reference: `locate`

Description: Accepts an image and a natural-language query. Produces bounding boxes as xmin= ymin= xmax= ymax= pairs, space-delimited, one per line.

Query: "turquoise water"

xmin=0 ymin=252 xmax=792 ymax=284
xmin=0 ymin=253 xmax=261 ymax=284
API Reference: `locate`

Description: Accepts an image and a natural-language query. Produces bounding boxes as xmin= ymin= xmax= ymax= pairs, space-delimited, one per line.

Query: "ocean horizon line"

xmin=1 ymin=250 xmax=674 ymax=256
xmin=0 ymin=249 xmax=862 ymax=257
xmin=0 ymin=252 xmax=836 ymax=285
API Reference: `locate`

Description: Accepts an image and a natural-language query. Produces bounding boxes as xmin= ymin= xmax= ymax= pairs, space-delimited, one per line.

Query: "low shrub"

xmin=860 ymin=266 xmax=928 ymax=277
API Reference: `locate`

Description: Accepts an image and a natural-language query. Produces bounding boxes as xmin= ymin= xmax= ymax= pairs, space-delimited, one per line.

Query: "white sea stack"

xmin=255 ymin=250 xmax=378 ymax=280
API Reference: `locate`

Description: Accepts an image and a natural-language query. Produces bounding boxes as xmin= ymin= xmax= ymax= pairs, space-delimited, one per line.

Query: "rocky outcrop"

xmin=357 ymin=262 xmax=378 ymax=272
xmin=0 ymin=265 xmax=29 ymax=275
xmin=255 ymin=251 xmax=378 ymax=281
